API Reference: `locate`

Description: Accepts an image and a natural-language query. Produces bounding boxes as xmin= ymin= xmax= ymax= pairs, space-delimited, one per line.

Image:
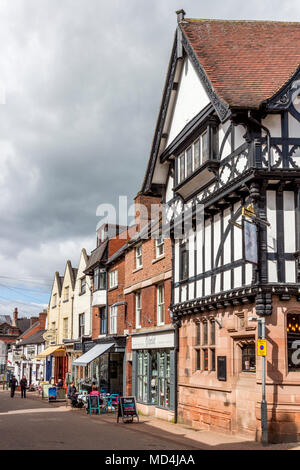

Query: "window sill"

xmin=133 ymin=266 xmax=143 ymax=273
xmin=108 ymin=286 xmax=118 ymax=292
xmin=152 ymin=255 xmax=165 ymax=265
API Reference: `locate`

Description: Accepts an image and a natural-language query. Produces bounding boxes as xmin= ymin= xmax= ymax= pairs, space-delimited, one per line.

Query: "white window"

xmin=53 ymin=293 xmax=57 ymax=307
xmin=157 ymin=284 xmax=165 ymax=325
xmin=80 ymin=277 xmax=86 ymax=295
xmin=136 ymin=244 xmax=142 ymax=268
xmin=64 ymin=286 xmax=69 ymax=302
xmin=155 ymin=236 xmax=164 ymax=258
xmin=79 ymin=313 xmax=85 ymax=337
xmin=109 ymin=270 xmax=118 ymax=288
xmin=177 ymin=130 xmax=210 ymax=184
xmin=136 ymin=291 xmax=141 ymax=329
xmin=63 ymin=318 xmax=69 ymax=339
xmin=110 ymin=306 xmax=118 ymax=334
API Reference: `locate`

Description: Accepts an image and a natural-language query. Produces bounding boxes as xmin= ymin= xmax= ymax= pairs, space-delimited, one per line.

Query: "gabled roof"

xmin=18 ymin=320 xmax=39 ymax=339
xmin=141 ymin=16 xmax=300 ymax=194
xmin=84 ymin=240 xmax=108 ymax=275
xmin=0 ymin=315 xmax=12 ymax=325
xmin=180 ymin=18 xmax=300 ymax=110
xmin=18 ymin=329 xmax=46 ymax=346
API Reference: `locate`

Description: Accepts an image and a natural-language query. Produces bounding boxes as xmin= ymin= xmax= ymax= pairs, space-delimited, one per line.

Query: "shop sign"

xmin=131 ymin=330 xmax=174 ymax=350
xmin=117 ymin=396 xmax=139 ymax=423
xmin=12 ymin=351 xmax=22 ymax=362
xmin=43 ymin=331 xmax=56 ymax=343
xmin=83 ymin=341 xmax=95 ymax=353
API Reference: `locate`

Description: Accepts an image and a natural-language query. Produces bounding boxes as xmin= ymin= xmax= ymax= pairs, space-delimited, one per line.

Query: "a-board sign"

xmin=117 ymin=396 xmax=139 ymax=423
xmin=217 ymin=356 xmax=227 ymax=381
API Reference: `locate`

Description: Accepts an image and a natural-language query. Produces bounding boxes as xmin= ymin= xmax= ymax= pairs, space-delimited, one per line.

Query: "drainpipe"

xmin=248 ymin=111 xmax=272 ymax=171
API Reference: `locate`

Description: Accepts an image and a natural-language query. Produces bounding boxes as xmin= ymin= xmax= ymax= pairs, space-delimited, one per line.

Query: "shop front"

xmin=72 ymin=338 xmax=125 ymax=394
xmin=131 ymin=329 xmax=175 ymax=421
xmin=36 ymin=345 xmax=67 ymax=384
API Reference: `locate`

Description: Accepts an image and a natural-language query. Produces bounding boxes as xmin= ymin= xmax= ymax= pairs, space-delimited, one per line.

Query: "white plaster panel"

xmin=286 ymin=261 xmax=296 ymax=283
xmin=283 ymin=191 xmax=296 ymax=253
xmin=205 ymin=220 xmax=211 ymax=271
xmin=268 ymin=260 xmax=278 ymax=283
xmin=266 ymin=190 xmax=277 ymax=253
xmin=167 ymin=57 xmax=210 ymax=146
xmin=262 ymin=114 xmax=282 ymax=137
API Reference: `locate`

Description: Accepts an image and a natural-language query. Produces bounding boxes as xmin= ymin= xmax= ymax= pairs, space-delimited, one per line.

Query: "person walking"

xmin=20 ymin=376 xmax=27 ymax=398
xmin=9 ymin=375 xmax=18 ymax=398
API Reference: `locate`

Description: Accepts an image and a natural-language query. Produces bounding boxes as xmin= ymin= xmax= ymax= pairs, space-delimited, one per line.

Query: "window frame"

xmin=109 ymin=269 xmax=118 ymax=289
xmin=155 ymin=236 xmax=164 ymax=258
xmin=109 ymin=305 xmax=118 ymax=335
xmin=135 ymin=244 xmax=143 ymax=269
xmin=78 ymin=313 xmax=85 ymax=338
xmin=135 ymin=291 xmax=142 ymax=329
xmin=80 ymin=277 xmax=86 ymax=295
xmin=157 ymin=284 xmax=165 ymax=326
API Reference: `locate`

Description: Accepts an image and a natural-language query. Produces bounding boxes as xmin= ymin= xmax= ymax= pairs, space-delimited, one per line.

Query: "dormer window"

xmin=173 ymin=121 xmax=219 ymax=200
xmin=177 ymin=130 xmax=211 ymax=185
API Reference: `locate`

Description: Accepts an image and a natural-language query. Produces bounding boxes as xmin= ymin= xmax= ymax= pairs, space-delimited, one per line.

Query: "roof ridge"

xmin=184 ymin=18 xmax=300 ymax=25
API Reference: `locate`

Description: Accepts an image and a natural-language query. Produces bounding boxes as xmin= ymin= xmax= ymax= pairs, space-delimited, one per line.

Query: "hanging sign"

xmin=117 ymin=396 xmax=139 ymax=423
xmin=242 ymin=204 xmax=256 ymax=219
xmin=243 ymin=219 xmax=258 ymax=265
xmin=257 ymin=339 xmax=267 ymax=356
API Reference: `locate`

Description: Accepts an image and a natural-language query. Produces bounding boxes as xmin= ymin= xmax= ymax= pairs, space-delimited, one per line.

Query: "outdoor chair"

xmin=87 ymin=394 xmax=101 ymax=415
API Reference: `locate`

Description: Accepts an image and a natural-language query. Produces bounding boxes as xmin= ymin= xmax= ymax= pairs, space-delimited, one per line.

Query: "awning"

xmin=35 ymin=345 xmax=65 ymax=360
xmin=71 ymin=343 xmax=114 ymax=367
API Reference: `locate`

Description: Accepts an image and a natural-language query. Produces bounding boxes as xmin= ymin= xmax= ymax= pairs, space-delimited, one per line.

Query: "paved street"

xmin=1 ymin=390 xmax=300 ymax=450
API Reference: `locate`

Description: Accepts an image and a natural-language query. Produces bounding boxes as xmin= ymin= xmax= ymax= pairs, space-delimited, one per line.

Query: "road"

xmin=0 ymin=390 xmax=201 ymax=450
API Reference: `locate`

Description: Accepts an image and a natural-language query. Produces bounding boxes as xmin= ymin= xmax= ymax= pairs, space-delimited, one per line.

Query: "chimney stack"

xmin=12 ymin=307 xmax=18 ymax=327
xmin=176 ymin=9 xmax=186 ymax=23
xmin=38 ymin=311 xmax=47 ymax=330
xmin=30 ymin=317 xmax=39 ymax=328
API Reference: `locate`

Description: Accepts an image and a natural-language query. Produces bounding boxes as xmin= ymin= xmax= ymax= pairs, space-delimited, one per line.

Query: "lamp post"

xmin=249 ymin=316 xmax=268 ymax=445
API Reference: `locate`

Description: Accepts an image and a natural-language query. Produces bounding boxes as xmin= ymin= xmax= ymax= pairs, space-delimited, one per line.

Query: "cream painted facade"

xmin=47 ymin=272 xmax=63 ymax=346
xmin=73 ymin=249 xmax=92 ymax=340
xmin=58 ymin=261 xmax=77 ymax=344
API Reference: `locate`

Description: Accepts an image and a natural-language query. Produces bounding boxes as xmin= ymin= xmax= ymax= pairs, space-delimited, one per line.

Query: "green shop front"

xmin=131 ymin=329 xmax=175 ymax=420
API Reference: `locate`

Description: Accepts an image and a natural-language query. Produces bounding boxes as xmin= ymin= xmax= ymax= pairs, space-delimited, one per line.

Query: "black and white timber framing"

xmin=141 ymin=21 xmax=300 ymax=324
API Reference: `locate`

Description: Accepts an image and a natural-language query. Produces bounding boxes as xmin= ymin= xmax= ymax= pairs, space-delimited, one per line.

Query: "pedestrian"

xmin=67 ymin=381 xmax=77 ymax=407
xmin=20 ymin=376 xmax=27 ymax=398
xmin=9 ymin=375 xmax=18 ymax=398
xmin=57 ymin=377 xmax=63 ymax=388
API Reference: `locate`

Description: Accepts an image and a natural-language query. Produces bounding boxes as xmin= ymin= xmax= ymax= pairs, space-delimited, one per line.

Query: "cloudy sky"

xmin=0 ymin=0 xmax=299 ymax=317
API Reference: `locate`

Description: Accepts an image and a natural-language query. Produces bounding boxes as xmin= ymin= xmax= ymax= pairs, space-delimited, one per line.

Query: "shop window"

xmin=287 ymin=313 xmax=300 ymax=371
xmin=158 ymin=350 xmax=171 ymax=408
xmin=241 ymin=344 xmax=256 ymax=372
xmin=137 ymin=350 xmax=148 ymax=403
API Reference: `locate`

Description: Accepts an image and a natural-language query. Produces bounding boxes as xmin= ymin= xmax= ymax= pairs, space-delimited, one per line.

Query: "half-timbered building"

xmin=141 ymin=11 xmax=300 ymax=442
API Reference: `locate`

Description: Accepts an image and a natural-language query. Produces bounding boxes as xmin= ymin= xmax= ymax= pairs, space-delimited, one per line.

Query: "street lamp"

xmin=249 ymin=316 xmax=268 ymax=445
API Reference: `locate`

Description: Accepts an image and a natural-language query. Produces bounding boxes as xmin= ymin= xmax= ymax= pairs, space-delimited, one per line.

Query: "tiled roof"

xmin=18 ymin=329 xmax=46 ymax=345
xmin=0 ymin=315 xmax=12 ymax=325
xmin=180 ymin=19 xmax=300 ymax=109
xmin=84 ymin=240 xmax=108 ymax=274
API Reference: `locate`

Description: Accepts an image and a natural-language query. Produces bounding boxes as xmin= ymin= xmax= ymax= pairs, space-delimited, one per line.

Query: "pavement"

xmin=1 ymin=389 xmax=300 ymax=450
